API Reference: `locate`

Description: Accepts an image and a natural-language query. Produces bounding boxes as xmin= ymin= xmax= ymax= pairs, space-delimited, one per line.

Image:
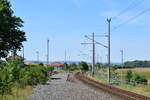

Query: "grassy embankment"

xmin=89 ymin=68 xmax=150 ymax=97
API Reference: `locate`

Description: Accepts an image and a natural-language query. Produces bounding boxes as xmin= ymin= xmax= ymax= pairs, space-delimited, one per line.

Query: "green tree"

xmin=0 ymin=0 xmax=26 ymax=58
xmin=79 ymin=61 xmax=89 ymax=71
xmin=125 ymin=70 xmax=133 ymax=83
xmin=64 ymin=63 xmax=70 ymax=70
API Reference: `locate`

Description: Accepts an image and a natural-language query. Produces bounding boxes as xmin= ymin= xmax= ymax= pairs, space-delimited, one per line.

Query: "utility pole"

xmin=107 ymin=18 xmax=111 ymax=84
xmin=120 ymin=49 xmax=124 ymax=81
xmin=36 ymin=51 xmax=39 ymax=64
xmin=65 ymin=50 xmax=67 ymax=63
xmin=81 ymin=32 xmax=109 ymax=75
xmin=68 ymin=56 xmax=71 ymax=61
xmin=64 ymin=50 xmax=67 ymax=69
xmin=120 ymin=50 xmax=124 ymax=67
xmin=92 ymin=32 xmax=96 ymax=75
xmin=47 ymin=39 xmax=50 ymax=66
xmin=81 ymin=32 xmax=96 ymax=75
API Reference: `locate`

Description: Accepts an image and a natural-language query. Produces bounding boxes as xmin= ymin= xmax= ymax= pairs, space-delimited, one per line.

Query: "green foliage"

xmin=0 ymin=60 xmax=19 ymax=94
xmin=69 ymin=63 xmax=80 ymax=71
xmin=111 ymin=65 xmax=118 ymax=71
xmin=132 ymin=73 xmax=148 ymax=85
xmin=39 ymin=63 xmax=44 ymax=66
xmin=125 ymin=70 xmax=133 ymax=83
xmin=64 ymin=63 xmax=70 ymax=70
xmin=124 ymin=60 xmax=150 ymax=68
xmin=79 ymin=61 xmax=89 ymax=71
xmin=46 ymin=66 xmax=54 ymax=73
xmin=0 ymin=60 xmax=51 ymax=95
xmin=17 ymin=66 xmax=49 ymax=88
xmin=0 ymin=0 xmax=26 ymax=58
xmin=125 ymin=70 xmax=148 ymax=85
xmin=63 ymin=63 xmax=80 ymax=71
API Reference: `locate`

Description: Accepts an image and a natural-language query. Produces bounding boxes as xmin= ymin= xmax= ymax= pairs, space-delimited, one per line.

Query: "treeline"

xmin=66 ymin=60 xmax=150 ymax=70
xmin=124 ymin=60 xmax=150 ymax=68
xmin=64 ymin=61 xmax=103 ymax=71
xmin=64 ymin=61 xmax=89 ymax=71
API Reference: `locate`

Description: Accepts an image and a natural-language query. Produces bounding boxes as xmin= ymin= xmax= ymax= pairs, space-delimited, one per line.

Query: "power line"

xmin=112 ymin=0 xmax=145 ymax=19
xmin=78 ymin=51 xmax=91 ymax=61
xmin=113 ymin=7 xmax=150 ymax=30
xmin=85 ymin=35 xmax=108 ymax=48
xmin=99 ymin=7 xmax=150 ymax=35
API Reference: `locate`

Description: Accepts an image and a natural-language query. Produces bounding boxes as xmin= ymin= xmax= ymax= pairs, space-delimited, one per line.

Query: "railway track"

xmin=29 ymin=72 xmax=122 ymax=100
xmin=74 ymin=72 xmax=150 ymax=100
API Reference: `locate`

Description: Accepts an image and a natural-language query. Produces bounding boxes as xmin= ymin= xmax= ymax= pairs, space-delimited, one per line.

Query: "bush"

xmin=0 ymin=66 xmax=14 ymax=94
xmin=125 ymin=70 xmax=148 ymax=85
xmin=125 ymin=70 xmax=133 ymax=83
xmin=24 ymin=66 xmax=49 ymax=85
xmin=0 ymin=60 xmax=51 ymax=94
xmin=79 ymin=61 xmax=89 ymax=71
xmin=46 ymin=66 xmax=54 ymax=73
xmin=132 ymin=73 xmax=148 ymax=85
xmin=0 ymin=60 xmax=19 ymax=94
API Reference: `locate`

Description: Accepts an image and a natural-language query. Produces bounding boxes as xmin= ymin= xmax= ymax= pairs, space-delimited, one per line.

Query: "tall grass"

xmin=0 ymin=86 xmax=33 ymax=100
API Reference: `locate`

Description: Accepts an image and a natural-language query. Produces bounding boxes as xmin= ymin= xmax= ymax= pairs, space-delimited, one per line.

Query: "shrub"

xmin=0 ymin=60 xmax=19 ymax=94
xmin=125 ymin=70 xmax=148 ymax=85
xmin=46 ymin=66 xmax=54 ymax=73
xmin=125 ymin=70 xmax=133 ymax=83
xmin=79 ymin=61 xmax=89 ymax=71
xmin=24 ymin=66 xmax=49 ymax=85
xmin=132 ymin=73 xmax=148 ymax=85
xmin=0 ymin=60 xmax=51 ymax=94
xmin=0 ymin=66 xmax=13 ymax=94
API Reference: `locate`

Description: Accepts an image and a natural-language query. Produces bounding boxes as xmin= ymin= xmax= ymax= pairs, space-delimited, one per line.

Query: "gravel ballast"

xmin=28 ymin=72 xmax=123 ymax=100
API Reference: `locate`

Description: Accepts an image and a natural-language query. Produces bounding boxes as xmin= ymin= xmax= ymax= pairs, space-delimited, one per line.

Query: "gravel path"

xmin=28 ymin=73 xmax=123 ymax=100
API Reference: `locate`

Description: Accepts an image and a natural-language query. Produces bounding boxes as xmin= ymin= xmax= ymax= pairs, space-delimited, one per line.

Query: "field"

xmin=117 ymin=68 xmax=150 ymax=82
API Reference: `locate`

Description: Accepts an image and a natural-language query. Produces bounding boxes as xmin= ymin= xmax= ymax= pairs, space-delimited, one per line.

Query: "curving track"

xmin=74 ymin=72 xmax=150 ymax=100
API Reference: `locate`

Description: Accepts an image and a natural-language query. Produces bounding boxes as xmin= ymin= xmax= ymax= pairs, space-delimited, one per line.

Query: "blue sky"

xmin=10 ymin=0 xmax=150 ymax=63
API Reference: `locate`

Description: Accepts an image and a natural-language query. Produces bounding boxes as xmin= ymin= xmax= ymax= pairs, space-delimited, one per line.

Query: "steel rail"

xmin=75 ymin=72 xmax=150 ymax=100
